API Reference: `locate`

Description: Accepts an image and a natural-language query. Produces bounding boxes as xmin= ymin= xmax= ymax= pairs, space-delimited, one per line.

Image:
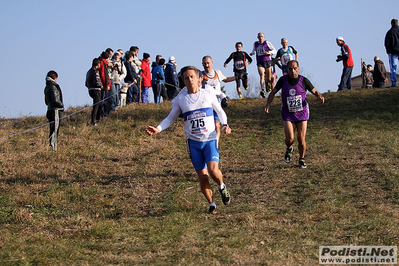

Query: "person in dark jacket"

xmin=85 ymin=58 xmax=103 ymax=126
xmin=362 ymin=63 xmax=373 ymax=88
xmin=44 ymin=70 xmax=64 ymax=150
xmin=152 ymin=58 xmax=165 ymax=103
xmin=164 ymin=56 xmax=179 ymax=100
xmin=123 ymin=53 xmax=139 ymax=104
xmin=373 ymin=56 xmax=388 ymax=88
xmin=384 ymin=18 xmax=399 ymax=87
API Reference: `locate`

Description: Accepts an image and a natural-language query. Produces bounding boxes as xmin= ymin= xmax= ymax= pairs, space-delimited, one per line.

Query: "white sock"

xmin=209 ymin=202 xmax=216 ymax=208
xmin=218 ymin=182 xmax=225 ymax=190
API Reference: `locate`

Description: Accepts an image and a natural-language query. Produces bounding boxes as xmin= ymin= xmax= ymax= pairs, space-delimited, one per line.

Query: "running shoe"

xmin=299 ymin=158 xmax=307 ymax=169
xmin=209 ymin=205 xmax=217 ymax=214
xmin=244 ymin=87 xmax=248 ymax=91
xmin=260 ymin=90 xmax=266 ymax=98
xmin=284 ymin=147 xmax=293 ymax=163
xmin=266 ymin=82 xmax=272 ymax=92
xmin=219 ymin=186 xmax=231 ymax=205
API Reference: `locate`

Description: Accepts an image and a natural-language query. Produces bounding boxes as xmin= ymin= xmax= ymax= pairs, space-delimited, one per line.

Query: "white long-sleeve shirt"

xmin=157 ymin=85 xmax=228 ymax=142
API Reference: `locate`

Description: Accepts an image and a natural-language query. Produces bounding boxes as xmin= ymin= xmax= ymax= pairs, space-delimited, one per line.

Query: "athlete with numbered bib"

xmin=250 ymin=32 xmax=277 ymax=98
xmin=264 ymin=60 xmax=324 ymax=168
xmin=146 ymin=66 xmax=232 ymax=214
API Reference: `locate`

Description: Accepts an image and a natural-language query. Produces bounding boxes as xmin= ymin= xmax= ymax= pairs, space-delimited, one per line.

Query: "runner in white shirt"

xmin=146 ymin=66 xmax=232 ymax=214
xmin=201 ymin=55 xmax=235 ymax=143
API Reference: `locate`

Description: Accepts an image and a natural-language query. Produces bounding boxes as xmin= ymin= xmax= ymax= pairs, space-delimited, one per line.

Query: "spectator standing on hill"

xmin=112 ymin=51 xmax=127 ymax=107
xmin=250 ymin=32 xmax=277 ymax=97
xmin=152 ymin=55 xmax=162 ymax=72
xmin=362 ymin=63 xmax=374 ymax=89
xmin=275 ymin=38 xmax=298 ymax=75
xmin=165 ymin=56 xmax=179 ymax=100
xmin=99 ymin=51 xmax=111 ymax=116
xmin=336 ymin=36 xmax=354 ymax=91
xmin=85 ymin=58 xmax=103 ymax=126
xmin=141 ymin=53 xmax=152 ymax=103
xmin=44 ymin=70 xmax=64 ymax=151
xmin=384 ymin=18 xmax=399 ymax=87
xmin=152 ymin=58 xmax=165 ymax=103
xmin=129 ymin=46 xmax=142 ymax=74
xmin=265 ymin=60 xmax=324 ymax=169
xmin=224 ymin=42 xmax=252 ymax=99
xmin=128 ymin=46 xmax=142 ymax=102
xmin=123 ymin=53 xmax=139 ymax=103
xmin=146 ymin=66 xmax=232 ymax=214
xmin=117 ymin=49 xmax=124 ymax=57
xmin=373 ymin=56 xmax=388 ymax=88
xmin=105 ymin=48 xmax=117 ymax=113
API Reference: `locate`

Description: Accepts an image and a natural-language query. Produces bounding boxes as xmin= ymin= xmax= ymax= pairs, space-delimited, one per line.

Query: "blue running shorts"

xmin=186 ymin=139 xmax=219 ymax=172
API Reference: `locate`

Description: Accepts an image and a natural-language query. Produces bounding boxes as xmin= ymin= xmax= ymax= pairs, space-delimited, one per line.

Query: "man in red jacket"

xmin=99 ymin=51 xmax=111 ymax=116
xmin=336 ymin=36 xmax=354 ymax=91
xmin=141 ymin=53 xmax=152 ymax=103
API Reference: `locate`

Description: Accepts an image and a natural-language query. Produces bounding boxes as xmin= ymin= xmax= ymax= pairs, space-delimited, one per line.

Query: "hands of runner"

xmin=222 ymin=124 xmax=231 ymax=135
xmin=264 ymin=104 xmax=270 ymax=113
xmin=317 ymin=94 xmax=325 ymax=104
xmin=146 ymin=126 xmax=159 ymax=136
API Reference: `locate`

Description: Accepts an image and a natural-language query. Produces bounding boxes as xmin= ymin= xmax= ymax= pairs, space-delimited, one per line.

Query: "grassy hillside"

xmin=0 ymin=88 xmax=398 ymax=265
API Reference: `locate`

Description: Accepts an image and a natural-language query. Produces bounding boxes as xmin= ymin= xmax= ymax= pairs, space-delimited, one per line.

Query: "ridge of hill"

xmin=0 ymin=88 xmax=398 ymax=265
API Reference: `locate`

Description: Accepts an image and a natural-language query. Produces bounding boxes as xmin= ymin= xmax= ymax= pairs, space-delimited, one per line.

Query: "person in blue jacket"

xmin=152 ymin=58 xmax=165 ymax=103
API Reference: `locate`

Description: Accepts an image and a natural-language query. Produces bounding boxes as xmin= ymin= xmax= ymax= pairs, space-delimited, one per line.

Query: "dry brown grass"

xmin=0 ymin=88 xmax=398 ymax=265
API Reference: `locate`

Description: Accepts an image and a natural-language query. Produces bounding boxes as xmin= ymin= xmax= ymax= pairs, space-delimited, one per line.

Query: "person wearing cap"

xmin=141 ymin=53 xmax=152 ymax=103
xmin=336 ymin=36 xmax=354 ymax=91
xmin=373 ymin=56 xmax=388 ymax=88
xmin=384 ymin=18 xmax=399 ymax=87
xmin=165 ymin=56 xmax=179 ymax=100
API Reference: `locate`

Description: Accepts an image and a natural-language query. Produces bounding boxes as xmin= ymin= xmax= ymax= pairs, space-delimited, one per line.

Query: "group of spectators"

xmin=85 ymin=46 xmax=179 ymax=126
xmin=362 ymin=56 xmax=389 ymax=89
xmin=360 ymin=18 xmax=399 ymax=90
xmin=337 ymin=18 xmax=399 ymax=91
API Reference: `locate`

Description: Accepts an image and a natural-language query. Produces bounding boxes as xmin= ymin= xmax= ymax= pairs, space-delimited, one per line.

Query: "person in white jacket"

xmin=112 ymin=51 xmax=126 ymax=107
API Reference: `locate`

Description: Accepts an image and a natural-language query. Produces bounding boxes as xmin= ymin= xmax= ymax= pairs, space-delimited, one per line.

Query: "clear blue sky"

xmin=0 ymin=0 xmax=396 ymax=118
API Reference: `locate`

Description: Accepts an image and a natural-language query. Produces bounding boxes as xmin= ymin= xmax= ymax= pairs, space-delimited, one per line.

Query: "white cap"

xmin=169 ymin=56 xmax=176 ymax=62
xmin=336 ymin=36 xmax=345 ymax=42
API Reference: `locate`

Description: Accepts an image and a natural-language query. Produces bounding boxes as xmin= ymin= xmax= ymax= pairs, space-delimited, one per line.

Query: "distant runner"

xmin=275 ymin=38 xmax=298 ymax=75
xmin=265 ymin=60 xmax=324 ymax=168
xmin=250 ymin=32 xmax=277 ymax=98
xmin=224 ymin=42 xmax=253 ymax=99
